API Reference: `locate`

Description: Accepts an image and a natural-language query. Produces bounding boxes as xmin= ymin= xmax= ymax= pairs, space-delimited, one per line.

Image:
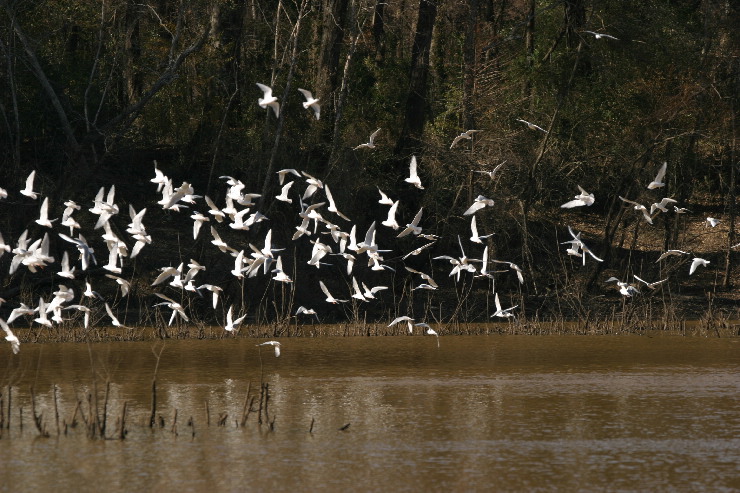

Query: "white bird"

xmin=104 ymin=302 xmax=133 ymax=329
xmin=0 ymin=232 xmax=10 ymax=257
xmin=277 ymin=168 xmax=301 ymax=185
xmin=491 ymin=292 xmax=518 ymax=319
xmin=151 ymin=161 xmax=168 ymax=191
xmin=516 ymin=118 xmax=547 ymax=133
xmin=560 ymin=185 xmax=595 ymax=209
xmin=297 ymin=88 xmax=320 ymax=120
xmin=224 ymin=305 xmax=247 ymax=332
xmin=423 ymin=325 xmax=440 ymax=347
xmin=402 ymin=241 xmax=435 ymax=260
xmin=295 ymin=306 xmax=319 ymax=321
xmin=257 ymin=340 xmax=281 ymax=357
xmin=382 ymin=200 xmax=400 ymax=230
xmin=354 ymin=128 xmax=381 ymax=150
xmin=397 ymin=208 xmax=424 ymax=238
xmin=450 ymin=129 xmax=481 ymax=149
xmin=584 ymin=30 xmax=619 ymax=41
xmin=377 ymin=188 xmax=394 ymax=205
xmin=256 ymin=82 xmax=280 ymax=117
xmin=463 ymin=195 xmax=495 ymax=216
xmin=405 ymin=266 xmax=439 ymax=288
xmin=57 ymin=251 xmax=76 ymax=279
xmin=203 ymin=195 xmax=225 ymax=223
xmin=351 ymin=277 xmax=368 ymax=302
xmin=650 ymin=197 xmax=678 ymax=214
xmin=605 ymin=277 xmax=640 ymax=297
xmin=648 ymin=162 xmax=667 ymax=189
xmin=563 ymin=226 xmax=604 ymax=264
xmin=320 ymin=280 xmax=348 ymax=304
xmin=470 ymin=216 xmax=493 ymax=244
xmin=196 ymin=284 xmax=223 ymax=310
xmin=475 ymin=161 xmax=507 ymax=180
xmin=0 ymin=318 xmax=20 ymax=354
xmin=689 ymin=257 xmax=710 ymax=275
xmin=35 ymin=197 xmax=57 ymax=227
xmin=20 ymin=170 xmax=39 ymax=199
xmin=275 ymin=181 xmax=294 ymax=203
xmin=633 ymin=275 xmax=668 ymax=290
xmin=64 ymin=304 xmax=91 ymax=329
xmin=404 ymin=155 xmax=424 ymax=189
xmin=706 ymin=217 xmax=720 ymax=228
xmin=154 ymin=292 xmax=190 ymax=325
xmin=34 ymin=297 xmax=52 ymax=327
xmin=361 ymin=282 xmax=388 ymax=300
xmin=106 ymin=274 xmax=131 ymax=297
xmin=7 ymin=303 xmax=35 ymax=325
xmin=619 ymin=196 xmax=653 ymax=224
xmin=325 ymin=184 xmax=350 ymax=221
xmin=490 ymin=259 xmax=525 ymax=284
xmin=655 ymin=249 xmax=691 ymax=262
xmin=388 ymin=315 xmax=415 ymax=333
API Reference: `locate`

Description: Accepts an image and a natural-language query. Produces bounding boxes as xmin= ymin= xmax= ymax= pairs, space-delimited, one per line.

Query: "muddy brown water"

xmin=2 ymin=335 xmax=739 ymax=492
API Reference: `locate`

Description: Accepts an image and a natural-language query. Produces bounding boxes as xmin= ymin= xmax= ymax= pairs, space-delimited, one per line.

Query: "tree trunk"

xmin=395 ymin=0 xmax=437 ymax=157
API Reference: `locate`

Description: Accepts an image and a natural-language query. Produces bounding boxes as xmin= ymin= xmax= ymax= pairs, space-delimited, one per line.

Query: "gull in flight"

xmin=450 ymin=129 xmax=481 ymax=149
xmin=277 ymin=168 xmax=301 ymax=185
xmin=21 ymin=170 xmax=39 ymax=199
xmin=650 ymin=197 xmax=678 ymax=214
xmin=605 ymin=277 xmax=640 ymax=297
xmin=257 ymin=341 xmax=281 ymax=357
xmin=381 ymin=200 xmax=400 ymax=230
xmin=354 ymin=128 xmax=381 ymax=150
xmin=404 ymin=155 xmax=424 ymax=190
xmin=57 ymin=251 xmax=76 ymax=279
xmin=470 ymin=216 xmax=493 ymax=244
xmin=633 ymin=275 xmax=668 ymax=290
xmin=154 ymin=293 xmax=190 ymax=325
xmin=275 ymin=181 xmax=294 ymax=203
xmin=397 ymin=208 xmax=423 ymax=238
xmin=325 ymin=184 xmax=350 ymax=221
xmin=104 ymin=302 xmax=132 ymax=329
xmin=295 ymin=306 xmax=319 ymax=322
xmin=619 ymin=196 xmax=653 ymax=224
xmin=584 ymin=30 xmax=619 ymax=41
xmin=656 ymin=249 xmax=691 ymax=262
xmin=560 ymin=186 xmax=595 ymax=209
xmin=320 ymin=280 xmax=348 ymax=304
xmin=402 ymin=242 xmax=435 ymax=260
xmin=256 ymin=83 xmax=280 ymax=117
xmin=562 ymin=226 xmax=604 ymax=265
xmin=475 ymin=161 xmax=507 ymax=180
xmin=706 ymin=217 xmax=720 ymax=228
xmin=297 ymin=88 xmax=320 ymax=120
xmin=491 ymin=292 xmax=517 ymax=319
xmin=35 ymin=197 xmax=58 ymax=227
xmin=463 ymin=195 xmax=495 ymax=216
xmin=689 ymin=257 xmax=710 ymax=275
xmin=1 ymin=318 xmax=20 ymax=354
xmin=106 ymin=274 xmax=131 ymax=297
xmin=377 ymin=188 xmax=394 ymax=205
xmin=224 ymin=305 xmax=247 ymax=332
xmin=388 ymin=315 xmax=415 ymax=333
xmin=516 ymin=119 xmax=547 ymax=133
xmin=647 ymin=162 xmax=667 ymax=189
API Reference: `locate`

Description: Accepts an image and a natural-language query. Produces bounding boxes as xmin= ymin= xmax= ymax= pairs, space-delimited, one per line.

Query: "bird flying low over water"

xmin=256 ymin=83 xmax=280 ymax=118
xmin=257 ymin=341 xmax=281 ymax=357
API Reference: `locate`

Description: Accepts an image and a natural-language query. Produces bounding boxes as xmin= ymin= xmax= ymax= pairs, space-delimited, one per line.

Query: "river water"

xmin=1 ymin=335 xmax=739 ymax=492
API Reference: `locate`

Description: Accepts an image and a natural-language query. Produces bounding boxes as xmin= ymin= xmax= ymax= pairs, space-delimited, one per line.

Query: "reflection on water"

xmin=2 ymin=335 xmax=740 ymax=492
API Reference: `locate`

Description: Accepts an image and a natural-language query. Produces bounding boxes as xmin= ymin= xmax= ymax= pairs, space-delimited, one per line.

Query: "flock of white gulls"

xmin=0 ymin=79 xmax=731 ymax=357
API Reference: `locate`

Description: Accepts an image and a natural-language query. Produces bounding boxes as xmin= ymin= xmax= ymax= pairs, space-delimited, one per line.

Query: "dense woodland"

xmin=0 ymin=0 xmax=738 ymax=337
